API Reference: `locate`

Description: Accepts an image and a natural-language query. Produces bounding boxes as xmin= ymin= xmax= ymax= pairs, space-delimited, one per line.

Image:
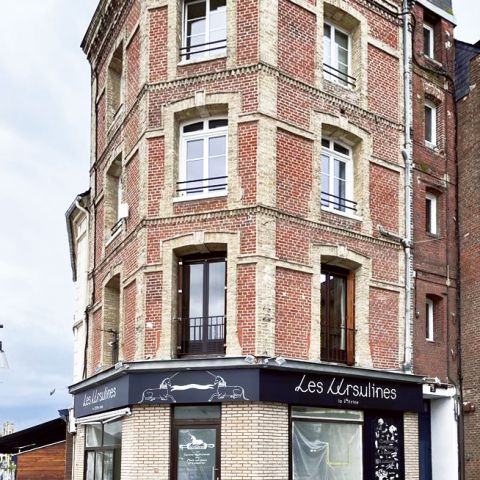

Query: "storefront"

xmin=70 ymin=360 xmax=424 ymax=480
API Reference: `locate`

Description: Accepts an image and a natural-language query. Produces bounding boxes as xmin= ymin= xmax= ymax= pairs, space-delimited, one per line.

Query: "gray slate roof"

xmin=455 ymin=40 xmax=480 ymax=100
xmin=430 ymin=0 xmax=452 ymax=13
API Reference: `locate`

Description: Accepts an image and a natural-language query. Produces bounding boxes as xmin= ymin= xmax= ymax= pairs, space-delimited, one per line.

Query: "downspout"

xmin=402 ymin=0 xmax=413 ymax=373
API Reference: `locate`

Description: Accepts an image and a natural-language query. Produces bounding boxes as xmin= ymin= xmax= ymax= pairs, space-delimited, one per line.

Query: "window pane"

xmin=292 ymin=421 xmax=362 ymax=479
xmin=426 ymin=197 xmax=432 ymax=232
xmin=184 ymin=121 xmax=204 ymax=133
xmin=425 ymin=106 xmax=433 ymax=142
xmin=177 ymin=428 xmax=217 ymax=480
xmin=86 ymin=424 xmax=102 ymax=447
xmin=209 ymin=119 xmax=227 ymax=129
xmin=321 ymin=153 xmax=330 ymax=207
xmin=333 ymin=142 xmax=349 ymax=156
xmin=329 ymin=274 xmax=346 ymax=350
xmin=86 ymin=452 xmax=95 ymax=480
xmin=103 ymin=451 xmax=114 ymax=480
xmin=423 ymin=27 xmax=432 ymax=56
xmin=104 ymin=420 xmax=122 ymax=447
xmin=174 ymin=405 xmax=221 ymax=419
xmin=208 ymin=136 xmax=227 ymax=190
xmin=292 ymin=407 xmax=363 ymax=422
xmin=335 ymin=30 xmax=349 ymax=50
xmin=208 ymin=261 xmax=226 ymax=340
xmin=95 ymin=452 xmax=104 ymax=480
xmin=188 ymin=263 xmax=204 ymax=321
xmin=186 ymin=139 xmax=203 ymax=160
xmin=334 ymin=159 xmax=347 ymax=211
xmin=323 ymin=25 xmax=332 ymax=80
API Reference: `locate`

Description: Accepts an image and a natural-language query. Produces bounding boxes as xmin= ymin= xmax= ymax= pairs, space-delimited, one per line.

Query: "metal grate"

xmin=176 ymin=316 xmax=226 ymax=356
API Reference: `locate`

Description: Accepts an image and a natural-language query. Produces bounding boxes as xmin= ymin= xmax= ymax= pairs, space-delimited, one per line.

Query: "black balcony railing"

xmin=321 ymin=325 xmax=355 ymax=364
xmin=177 ymin=176 xmax=227 ymax=195
xmin=323 ymin=63 xmax=356 ymax=88
xmin=176 ymin=315 xmax=226 ymax=356
xmin=180 ymin=39 xmax=227 ymax=59
xmin=321 ymin=191 xmax=357 ymax=213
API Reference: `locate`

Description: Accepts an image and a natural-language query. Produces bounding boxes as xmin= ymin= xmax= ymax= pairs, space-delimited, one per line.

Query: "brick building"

xmin=455 ymin=38 xmax=480 ymax=480
xmin=65 ymin=0 xmax=459 ymax=478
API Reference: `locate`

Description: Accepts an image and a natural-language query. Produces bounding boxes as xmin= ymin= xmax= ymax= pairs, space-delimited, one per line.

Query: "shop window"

xmin=103 ymin=275 xmax=120 ymax=366
xmin=425 ymin=192 xmax=438 ymax=235
xmin=172 ymin=405 xmax=221 ymax=480
xmin=321 ymin=138 xmax=356 ymax=215
xmin=423 ymin=23 xmax=434 ymax=59
xmin=426 ymin=297 xmax=434 ymax=342
xmin=107 ymin=44 xmax=123 ymax=122
xmin=177 ymin=118 xmax=228 ymax=199
xmin=181 ymin=0 xmax=226 ymax=61
xmin=176 ymin=253 xmax=226 ymax=356
xmin=320 ymin=264 xmax=355 ymax=365
xmin=424 ymin=101 xmax=437 ymax=147
xmin=292 ymin=407 xmax=363 ymax=479
xmin=85 ymin=419 xmax=122 ymax=480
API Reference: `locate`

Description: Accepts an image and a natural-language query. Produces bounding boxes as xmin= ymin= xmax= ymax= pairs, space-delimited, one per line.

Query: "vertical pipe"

xmin=402 ymin=0 xmax=413 ymax=373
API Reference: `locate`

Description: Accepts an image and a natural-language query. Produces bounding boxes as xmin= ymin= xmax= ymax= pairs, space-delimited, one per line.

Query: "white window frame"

xmin=425 ymin=192 xmax=438 ymax=235
xmin=321 ymin=138 xmax=355 ymax=216
xmin=181 ymin=0 xmax=227 ymax=63
xmin=423 ymin=23 xmax=435 ymax=59
xmin=424 ymin=101 xmax=437 ymax=147
xmin=323 ymin=22 xmax=353 ymax=88
xmin=177 ymin=118 xmax=228 ymax=200
xmin=426 ymin=298 xmax=434 ymax=342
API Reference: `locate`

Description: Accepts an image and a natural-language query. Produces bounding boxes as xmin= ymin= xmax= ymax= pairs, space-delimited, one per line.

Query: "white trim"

xmin=423 ymin=23 xmax=435 ymax=58
xmin=426 ymin=298 xmax=434 ymax=341
xmin=76 ymin=407 xmax=131 ymax=425
xmin=416 ymin=0 xmax=456 ymax=25
xmin=426 ymin=192 xmax=438 ymax=235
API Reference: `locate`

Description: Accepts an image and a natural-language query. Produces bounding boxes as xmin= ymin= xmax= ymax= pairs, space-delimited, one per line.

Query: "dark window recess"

xmin=172 ymin=405 xmax=221 ymax=480
xmin=320 ymin=265 xmax=355 ymax=365
xmin=84 ymin=420 xmax=122 ymax=480
xmin=177 ymin=254 xmax=226 ymax=356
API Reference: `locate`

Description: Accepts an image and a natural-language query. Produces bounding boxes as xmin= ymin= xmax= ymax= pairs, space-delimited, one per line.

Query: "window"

xmin=177 ymin=253 xmax=226 ymax=356
xmin=85 ymin=420 xmax=122 ymax=480
xmin=425 ymin=192 xmax=437 ymax=235
xmin=292 ymin=407 xmax=363 ymax=479
xmin=181 ymin=0 xmax=227 ymax=61
xmin=321 ymin=138 xmax=356 ymax=214
xmin=107 ymin=44 xmax=123 ymax=122
xmin=424 ymin=102 xmax=437 ymax=147
xmin=323 ymin=23 xmax=354 ymax=88
xmin=320 ymin=265 xmax=355 ymax=365
xmin=172 ymin=405 xmax=221 ymax=480
xmin=426 ymin=298 xmax=434 ymax=341
xmin=103 ymin=275 xmax=120 ymax=366
xmin=423 ymin=23 xmax=434 ymax=59
xmin=178 ymin=119 xmax=228 ymax=198
xmin=105 ymin=157 xmax=123 ymax=240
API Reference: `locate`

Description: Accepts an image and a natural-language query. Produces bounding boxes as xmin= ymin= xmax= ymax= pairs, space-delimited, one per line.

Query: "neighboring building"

xmin=0 ymin=422 xmax=15 ymax=480
xmin=410 ymin=1 xmax=459 ymax=479
xmin=0 ymin=417 xmax=70 ymax=480
xmin=455 ymin=37 xmax=480 ymax=480
xmin=66 ymin=0 xmax=460 ymax=479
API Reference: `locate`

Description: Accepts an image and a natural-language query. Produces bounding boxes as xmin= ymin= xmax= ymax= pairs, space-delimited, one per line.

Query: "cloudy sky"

xmin=0 ymin=1 xmax=478 ymax=432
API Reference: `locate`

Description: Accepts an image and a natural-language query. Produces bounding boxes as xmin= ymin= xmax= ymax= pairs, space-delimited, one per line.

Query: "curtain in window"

xmin=292 ymin=421 xmax=362 ymax=480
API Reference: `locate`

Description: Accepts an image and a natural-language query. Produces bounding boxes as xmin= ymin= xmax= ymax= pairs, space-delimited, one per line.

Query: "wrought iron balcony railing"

xmin=177 ymin=176 xmax=227 ymax=196
xmin=321 ymin=191 xmax=357 ymax=213
xmin=176 ymin=315 xmax=226 ymax=356
xmin=180 ymin=39 xmax=227 ymax=59
xmin=321 ymin=325 xmax=355 ymax=365
xmin=323 ymin=63 xmax=356 ymax=88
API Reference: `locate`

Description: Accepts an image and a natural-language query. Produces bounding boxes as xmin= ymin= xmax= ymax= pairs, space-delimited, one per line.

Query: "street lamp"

xmin=0 ymin=324 xmax=9 ymax=369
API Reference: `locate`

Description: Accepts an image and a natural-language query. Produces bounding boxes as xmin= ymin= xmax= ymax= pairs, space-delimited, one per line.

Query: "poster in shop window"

xmin=177 ymin=428 xmax=216 ymax=480
xmin=364 ymin=413 xmax=404 ymax=480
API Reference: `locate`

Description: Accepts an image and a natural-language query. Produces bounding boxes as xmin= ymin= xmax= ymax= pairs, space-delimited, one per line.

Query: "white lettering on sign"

xmin=82 ymin=386 xmax=117 ymax=407
xmin=294 ymin=375 xmax=397 ymax=401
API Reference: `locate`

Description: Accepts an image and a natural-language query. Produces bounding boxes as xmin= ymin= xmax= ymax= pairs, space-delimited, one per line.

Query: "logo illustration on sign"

xmin=138 ymin=371 xmax=249 ymax=403
xmin=179 ymin=433 xmax=215 ymax=451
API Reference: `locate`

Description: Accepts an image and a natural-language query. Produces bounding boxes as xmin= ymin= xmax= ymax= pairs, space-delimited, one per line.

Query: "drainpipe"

xmin=402 ymin=0 xmax=413 ymax=373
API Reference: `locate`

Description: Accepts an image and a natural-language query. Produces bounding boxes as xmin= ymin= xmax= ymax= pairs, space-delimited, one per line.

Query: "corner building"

xmin=66 ymin=0 xmax=452 ymax=478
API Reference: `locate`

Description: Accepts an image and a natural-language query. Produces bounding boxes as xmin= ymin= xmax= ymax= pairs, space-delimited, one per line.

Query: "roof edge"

xmin=416 ymin=0 xmax=455 ymax=24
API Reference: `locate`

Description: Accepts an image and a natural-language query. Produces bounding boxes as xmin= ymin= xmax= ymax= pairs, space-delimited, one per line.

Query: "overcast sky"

xmin=0 ymin=0 xmax=479 ymax=433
